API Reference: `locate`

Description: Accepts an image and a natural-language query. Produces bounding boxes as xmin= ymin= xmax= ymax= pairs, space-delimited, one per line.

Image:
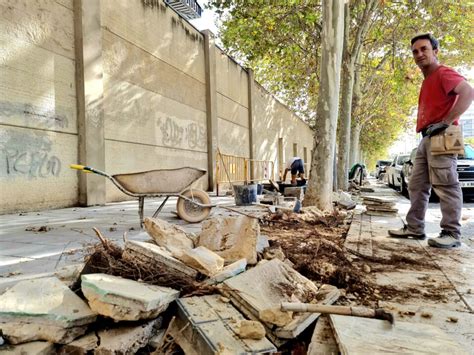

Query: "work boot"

xmin=428 ymin=231 xmax=461 ymax=249
xmin=388 ymin=224 xmax=426 ymax=240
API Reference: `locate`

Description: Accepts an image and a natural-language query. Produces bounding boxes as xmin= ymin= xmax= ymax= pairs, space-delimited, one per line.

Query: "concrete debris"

xmin=81 ymin=274 xmax=179 ymax=321
xmin=237 ymin=320 xmax=266 ymax=340
xmin=0 ymin=341 xmax=55 ymax=354
xmin=180 ymin=246 xmax=225 ymax=276
xmin=123 ymin=240 xmax=198 ymax=278
xmin=0 ymin=277 xmax=96 ymax=344
xmin=259 ymin=307 xmax=293 ymax=327
xmin=173 ymin=295 xmax=276 ymax=354
xmin=143 ymin=217 xmax=194 ymax=259
xmin=205 ymin=258 xmax=247 ymax=285
xmin=198 ymin=216 xmax=259 ymax=264
xmin=95 ymin=318 xmax=159 ymax=355
xmin=59 ymin=333 xmax=98 ymax=354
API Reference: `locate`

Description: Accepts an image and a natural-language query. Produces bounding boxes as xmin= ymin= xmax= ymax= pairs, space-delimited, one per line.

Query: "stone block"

xmin=198 ymin=216 xmax=259 ymax=264
xmin=81 ymin=274 xmax=179 ymax=321
xmin=180 ymin=246 xmax=224 ymax=276
xmin=59 ymin=333 xmax=98 ymax=354
xmin=0 ymin=277 xmax=96 ymax=344
xmin=123 ymin=240 xmax=198 ymax=279
xmin=143 ymin=217 xmax=194 ymax=259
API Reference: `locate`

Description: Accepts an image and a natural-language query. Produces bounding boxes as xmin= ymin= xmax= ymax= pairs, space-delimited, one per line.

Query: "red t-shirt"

xmin=416 ymin=65 xmax=465 ymax=132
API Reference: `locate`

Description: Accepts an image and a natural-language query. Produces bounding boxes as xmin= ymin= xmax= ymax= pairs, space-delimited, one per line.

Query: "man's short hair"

xmin=410 ymin=33 xmax=439 ymax=50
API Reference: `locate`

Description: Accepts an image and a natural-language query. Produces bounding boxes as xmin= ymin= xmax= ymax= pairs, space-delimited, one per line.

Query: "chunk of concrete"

xmin=81 ymin=274 xmax=179 ymax=321
xmin=95 ymin=319 xmax=159 ymax=355
xmin=123 ymin=240 xmax=198 ymax=279
xmin=180 ymin=246 xmax=224 ymax=276
xmin=174 ymin=295 xmax=276 ymax=354
xmin=256 ymin=234 xmax=270 ymax=253
xmin=263 ymin=245 xmax=286 ymax=261
xmin=143 ymin=217 xmax=194 ymax=259
xmin=198 ymin=216 xmax=259 ymax=264
xmin=0 ymin=341 xmax=54 ymax=354
xmin=0 ymin=277 xmax=96 ymax=344
xmin=259 ymin=307 xmax=293 ymax=327
xmin=205 ymin=259 xmax=247 ymax=285
xmin=237 ymin=320 xmax=266 ymax=340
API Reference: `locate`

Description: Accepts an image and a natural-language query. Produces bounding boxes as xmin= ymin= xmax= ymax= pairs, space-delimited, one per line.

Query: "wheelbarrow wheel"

xmin=176 ymin=189 xmax=211 ymax=223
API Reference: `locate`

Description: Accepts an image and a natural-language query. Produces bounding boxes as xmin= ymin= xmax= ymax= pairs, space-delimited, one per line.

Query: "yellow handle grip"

xmin=70 ymin=164 xmax=92 ymax=173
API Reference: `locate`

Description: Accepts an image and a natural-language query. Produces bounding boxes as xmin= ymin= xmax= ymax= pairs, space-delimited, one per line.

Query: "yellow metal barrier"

xmin=216 ymin=151 xmax=275 ymax=195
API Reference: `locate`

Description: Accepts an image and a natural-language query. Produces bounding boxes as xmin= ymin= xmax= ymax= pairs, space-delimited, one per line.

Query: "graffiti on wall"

xmin=0 ymin=100 xmax=69 ymax=129
xmin=0 ymin=131 xmax=62 ymax=178
xmin=158 ymin=116 xmax=206 ymax=150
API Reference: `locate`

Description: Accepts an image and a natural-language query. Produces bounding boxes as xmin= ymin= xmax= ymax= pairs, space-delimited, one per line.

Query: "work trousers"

xmin=406 ymin=136 xmax=462 ymax=237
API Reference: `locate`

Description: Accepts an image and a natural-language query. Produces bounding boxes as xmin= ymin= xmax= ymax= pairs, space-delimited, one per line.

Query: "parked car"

xmin=401 ymin=144 xmax=474 ymax=199
xmin=375 ymin=160 xmax=392 ymax=179
xmin=387 ymin=154 xmax=410 ymax=189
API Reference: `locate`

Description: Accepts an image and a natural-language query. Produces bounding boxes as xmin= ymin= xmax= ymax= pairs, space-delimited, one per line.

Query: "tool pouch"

xmin=430 ymin=125 xmax=465 ymax=156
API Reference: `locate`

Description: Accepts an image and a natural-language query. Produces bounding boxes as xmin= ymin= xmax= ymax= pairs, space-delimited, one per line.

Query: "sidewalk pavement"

xmin=1 ymin=184 xmax=473 ymax=350
xmin=347 ymin=182 xmax=473 ymax=352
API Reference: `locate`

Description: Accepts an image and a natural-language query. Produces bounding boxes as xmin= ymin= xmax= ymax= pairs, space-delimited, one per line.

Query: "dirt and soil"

xmin=260 ymin=209 xmax=447 ymax=306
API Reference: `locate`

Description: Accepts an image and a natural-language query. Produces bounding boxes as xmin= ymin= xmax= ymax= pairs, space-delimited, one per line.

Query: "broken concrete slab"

xmin=259 ymin=307 xmax=293 ymax=327
xmin=174 ymin=295 xmax=276 ymax=354
xmin=180 ymin=246 xmax=224 ymax=276
xmin=59 ymin=333 xmax=98 ymax=354
xmin=95 ymin=319 xmax=159 ymax=355
xmin=123 ymin=240 xmax=198 ymax=279
xmin=220 ymin=259 xmax=340 ymax=339
xmin=143 ymin=217 xmax=194 ymax=259
xmin=0 ymin=277 xmax=96 ymax=344
xmin=0 ymin=341 xmax=55 ymax=354
xmin=198 ymin=216 xmax=259 ymax=265
xmin=204 ymin=258 xmax=247 ymax=285
xmin=256 ymin=234 xmax=270 ymax=253
xmin=81 ymin=273 xmax=179 ymax=321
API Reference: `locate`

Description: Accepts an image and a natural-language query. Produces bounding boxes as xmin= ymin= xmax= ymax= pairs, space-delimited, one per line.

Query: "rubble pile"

xmin=0 ymin=214 xmax=343 ymax=354
xmin=362 ymin=196 xmax=398 ymax=216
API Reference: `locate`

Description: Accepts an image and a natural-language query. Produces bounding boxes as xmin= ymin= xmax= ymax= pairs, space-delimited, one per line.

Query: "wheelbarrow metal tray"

xmin=113 ymin=167 xmax=206 ymax=194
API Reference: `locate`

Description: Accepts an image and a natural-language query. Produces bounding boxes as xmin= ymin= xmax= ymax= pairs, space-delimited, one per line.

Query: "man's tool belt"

xmin=430 ymin=124 xmax=465 ymax=156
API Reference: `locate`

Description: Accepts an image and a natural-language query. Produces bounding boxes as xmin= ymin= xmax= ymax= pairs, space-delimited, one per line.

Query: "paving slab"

xmin=0 ymin=277 xmax=96 ymax=344
xmin=307 ymin=316 xmax=338 ymax=355
xmin=81 ymin=273 xmax=179 ymax=321
xmin=174 ymin=295 xmax=276 ymax=354
xmin=329 ymin=314 xmax=467 ymax=354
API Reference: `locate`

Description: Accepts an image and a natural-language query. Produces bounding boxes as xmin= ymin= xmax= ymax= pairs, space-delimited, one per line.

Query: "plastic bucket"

xmin=256 ymin=183 xmax=263 ymax=195
xmin=233 ymin=184 xmax=257 ymax=206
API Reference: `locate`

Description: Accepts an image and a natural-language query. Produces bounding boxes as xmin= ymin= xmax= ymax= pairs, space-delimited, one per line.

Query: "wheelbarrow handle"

xmin=70 ymin=164 xmax=109 ymax=177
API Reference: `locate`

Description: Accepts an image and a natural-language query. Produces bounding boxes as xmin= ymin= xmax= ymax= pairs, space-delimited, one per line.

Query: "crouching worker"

xmin=283 ymin=157 xmax=306 ymax=185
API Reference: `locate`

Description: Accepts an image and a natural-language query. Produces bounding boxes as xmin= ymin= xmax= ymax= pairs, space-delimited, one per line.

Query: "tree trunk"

xmin=304 ymin=0 xmax=344 ymax=211
xmin=349 ymin=122 xmax=361 ymax=166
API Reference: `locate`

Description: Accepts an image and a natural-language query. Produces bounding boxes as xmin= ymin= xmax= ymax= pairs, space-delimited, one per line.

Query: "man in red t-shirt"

xmin=388 ymin=33 xmax=473 ymax=248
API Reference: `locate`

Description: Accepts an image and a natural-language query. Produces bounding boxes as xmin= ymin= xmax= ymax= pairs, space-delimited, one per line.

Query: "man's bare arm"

xmin=443 ymin=81 xmax=474 ymax=125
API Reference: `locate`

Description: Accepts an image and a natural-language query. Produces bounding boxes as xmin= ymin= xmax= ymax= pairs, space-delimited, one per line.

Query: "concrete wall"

xmin=0 ymin=0 xmax=314 ymax=213
xmin=253 ymin=84 xmax=314 ymax=178
xmin=0 ymin=0 xmax=78 ymax=213
xmin=101 ymin=0 xmax=208 ymax=201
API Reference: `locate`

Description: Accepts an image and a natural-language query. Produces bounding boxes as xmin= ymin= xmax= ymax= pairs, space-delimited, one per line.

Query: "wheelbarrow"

xmin=70 ymin=165 xmax=214 ymax=225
